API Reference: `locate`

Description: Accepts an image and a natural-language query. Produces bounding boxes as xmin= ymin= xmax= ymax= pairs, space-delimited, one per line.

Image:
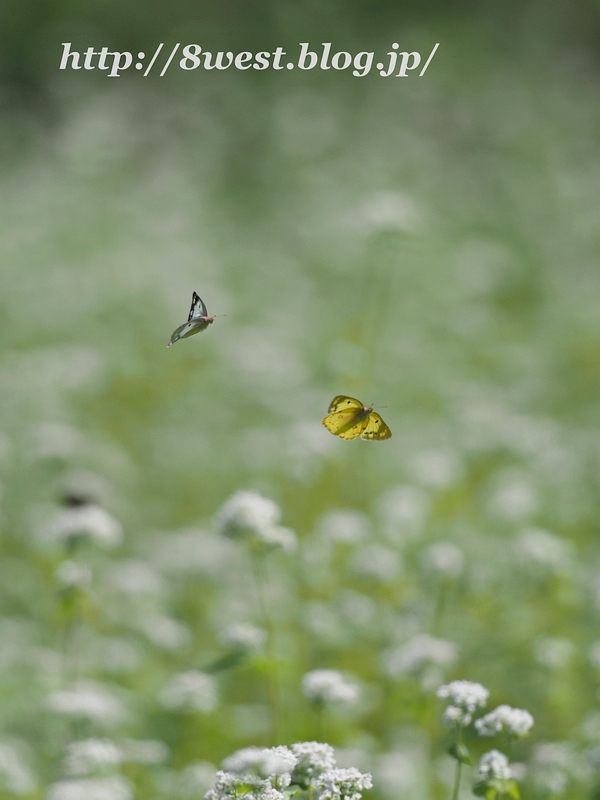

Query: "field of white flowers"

xmin=1 ymin=2 xmax=600 ymax=799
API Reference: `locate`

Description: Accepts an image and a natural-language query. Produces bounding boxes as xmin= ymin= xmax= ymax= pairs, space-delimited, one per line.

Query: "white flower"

xmin=204 ymin=771 xmax=284 ymax=800
xmin=477 ymin=750 xmax=511 ymax=781
xmin=442 ymin=705 xmax=472 ymax=727
xmin=216 ymin=491 xmax=296 ymax=553
xmin=55 ymin=560 xmax=92 ymax=589
xmin=383 ymin=635 xmax=458 ymax=677
xmin=291 ymin=742 xmax=336 ymax=783
xmin=316 ymin=768 xmax=373 ymax=800
xmin=159 ymin=671 xmax=218 ymax=713
xmin=219 ymin=623 xmax=267 ymax=653
xmin=63 ymin=739 xmax=123 ymax=777
xmin=302 ymin=670 xmax=359 ymax=706
xmin=436 ymin=680 xmax=489 ymax=714
xmin=475 ymin=705 xmax=534 ymax=738
xmin=47 ymin=776 xmax=132 ymax=800
xmin=47 ymin=682 xmax=124 ymax=726
xmin=421 ymin=543 xmax=464 ymax=578
xmin=42 ymin=506 xmax=122 ymax=548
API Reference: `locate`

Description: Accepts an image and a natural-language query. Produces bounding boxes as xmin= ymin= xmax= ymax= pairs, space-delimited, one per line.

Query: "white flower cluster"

xmin=477 ymin=750 xmax=511 ymax=781
xmin=159 ymin=671 xmax=218 ymax=713
xmin=437 ymin=680 xmax=489 ymax=727
xmin=205 ymin=770 xmax=284 ymax=800
xmin=302 ymin=670 xmax=360 ymax=705
xmin=475 ymin=705 xmax=534 ymax=738
xmin=291 ymin=742 xmax=336 ymax=783
xmin=216 ymin=491 xmax=297 ymax=553
xmin=316 ymin=768 xmax=373 ymax=800
xmin=205 ymin=742 xmax=371 ymax=800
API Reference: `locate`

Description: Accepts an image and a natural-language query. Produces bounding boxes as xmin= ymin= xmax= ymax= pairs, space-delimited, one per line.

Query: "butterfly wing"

xmin=360 ymin=412 xmax=392 ymax=440
xmin=328 ymin=395 xmax=365 ymax=414
xmin=188 ymin=292 xmax=209 ymax=321
xmin=323 ymin=396 xmax=369 ymax=440
xmin=167 ymin=321 xmax=201 ymax=347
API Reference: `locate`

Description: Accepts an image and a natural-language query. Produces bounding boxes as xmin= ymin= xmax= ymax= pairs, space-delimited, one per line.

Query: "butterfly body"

xmin=322 ymin=395 xmax=392 ymax=441
xmin=168 ymin=292 xmax=216 ymax=347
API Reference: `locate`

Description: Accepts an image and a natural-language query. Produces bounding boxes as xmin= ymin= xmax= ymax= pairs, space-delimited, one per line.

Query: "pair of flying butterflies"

xmin=169 ymin=292 xmax=392 ymax=441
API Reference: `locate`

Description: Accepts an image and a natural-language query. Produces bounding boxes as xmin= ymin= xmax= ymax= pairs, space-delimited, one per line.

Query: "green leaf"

xmin=448 ymin=743 xmax=472 ymax=765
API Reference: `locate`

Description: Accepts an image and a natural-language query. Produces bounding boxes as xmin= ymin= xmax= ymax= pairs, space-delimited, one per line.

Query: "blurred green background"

xmin=2 ymin=0 xmax=600 ymax=797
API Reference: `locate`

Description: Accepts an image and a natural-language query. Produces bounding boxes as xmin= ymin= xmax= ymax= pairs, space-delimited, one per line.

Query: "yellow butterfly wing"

xmin=323 ymin=396 xmax=368 ymax=440
xmin=360 ymin=412 xmax=392 ymax=440
xmin=327 ymin=395 xmax=365 ymax=414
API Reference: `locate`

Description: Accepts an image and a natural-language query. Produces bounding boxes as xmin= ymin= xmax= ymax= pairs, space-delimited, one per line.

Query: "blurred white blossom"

xmin=378 ymin=486 xmax=429 ymax=542
xmin=531 ymin=743 xmax=592 ymax=795
xmin=383 ymin=635 xmax=458 ymax=678
xmin=302 ymin=670 xmax=360 ymax=706
xmin=47 ymin=681 xmax=125 ymax=726
xmin=121 ymin=739 xmax=169 ymax=765
xmin=0 ymin=742 xmax=36 ymax=794
xmin=106 ymin=560 xmax=163 ymax=595
xmin=63 ymin=739 xmax=124 ymax=777
xmin=219 ymin=622 xmax=267 ymax=653
xmin=216 ymin=491 xmax=296 ymax=552
xmin=411 ymin=450 xmax=462 ymax=489
xmin=534 ymin=637 xmax=574 ymax=669
xmin=421 ymin=543 xmax=464 ymax=578
xmin=350 ymin=545 xmax=402 ymax=583
xmin=41 ymin=506 xmax=122 ymax=548
xmin=515 ymin=528 xmax=573 ymax=574
xmin=47 ymin=776 xmax=132 ymax=800
xmin=159 ymin=671 xmax=218 ymax=713
xmin=55 ymin=560 xmax=92 ymax=589
xmin=317 ymin=511 xmax=370 ymax=544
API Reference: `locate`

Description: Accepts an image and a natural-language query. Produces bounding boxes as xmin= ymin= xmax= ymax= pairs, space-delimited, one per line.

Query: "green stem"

xmin=451 ymin=760 xmax=463 ymax=800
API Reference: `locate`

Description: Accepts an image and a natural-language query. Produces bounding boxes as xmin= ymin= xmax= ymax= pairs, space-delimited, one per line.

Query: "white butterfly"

xmin=167 ymin=292 xmax=218 ymax=347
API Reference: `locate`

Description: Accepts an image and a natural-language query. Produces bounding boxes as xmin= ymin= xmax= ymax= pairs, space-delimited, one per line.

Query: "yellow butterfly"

xmin=322 ymin=395 xmax=392 ymax=441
